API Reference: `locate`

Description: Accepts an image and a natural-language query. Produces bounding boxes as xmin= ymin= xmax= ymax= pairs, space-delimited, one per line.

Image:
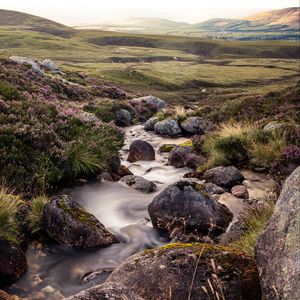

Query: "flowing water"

xmin=6 ymin=125 xmax=274 ymax=299
xmin=7 ymin=125 xmax=191 ymax=299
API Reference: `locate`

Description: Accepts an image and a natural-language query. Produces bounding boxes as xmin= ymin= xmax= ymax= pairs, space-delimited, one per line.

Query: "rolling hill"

xmin=0 ymin=9 xmax=75 ymax=37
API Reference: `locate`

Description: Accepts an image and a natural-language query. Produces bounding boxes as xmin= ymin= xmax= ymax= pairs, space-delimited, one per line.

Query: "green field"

xmin=0 ymin=26 xmax=299 ymax=105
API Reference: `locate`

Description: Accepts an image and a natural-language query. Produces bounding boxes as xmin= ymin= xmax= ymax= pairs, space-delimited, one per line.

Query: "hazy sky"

xmin=0 ymin=0 xmax=298 ymax=24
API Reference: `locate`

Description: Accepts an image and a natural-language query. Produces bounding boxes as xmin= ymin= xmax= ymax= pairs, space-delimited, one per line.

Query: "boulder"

xmin=231 ymin=185 xmax=249 ymax=199
xmin=130 ymin=96 xmax=165 ymax=112
xmin=120 ymin=175 xmax=157 ymax=193
xmin=127 ymin=140 xmax=155 ymax=162
xmin=68 ymin=243 xmax=261 ymax=300
xmin=204 ymin=183 xmax=225 ymax=195
xmin=180 ymin=117 xmax=214 ymax=134
xmin=154 ymin=119 xmax=182 ymax=137
xmin=0 ymin=237 xmax=27 ymax=287
xmin=168 ymin=146 xmax=206 ymax=169
xmin=42 ymin=195 xmax=117 ymax=248
xmin=144 ymin=117 xmax=159 ymax=131
xmin=115 ymin=109 xmax=132 ymax=127
xmin=40 ymin=59 xmax=60 ymax=73
xmin=255 ymin=166 xmax=300 ymax=300
xmin=203 ymin=166 xmax=245 ymax=189
xmin=148 ymin=180 xmax=233 ymax=237
xmin=9 ymin=56 xmax=42 ymax=75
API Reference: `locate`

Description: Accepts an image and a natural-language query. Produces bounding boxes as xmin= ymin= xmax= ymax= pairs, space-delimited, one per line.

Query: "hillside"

xmin=0 ymin=9 xmax=75 ymax=37
xmin=245 ymin=7 xmax=299 ymax=29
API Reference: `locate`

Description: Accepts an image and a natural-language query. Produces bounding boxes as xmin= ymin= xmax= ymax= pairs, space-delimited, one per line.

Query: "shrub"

xmin=174 ymin=106 xmax=187 ymax=123
xmin=231 ymin=201 xmax=274 ymax=256
xmin=0 ymin=80 xmax=20 ymax=100
xmin=0 ymin=187 xmax=22 ymax=243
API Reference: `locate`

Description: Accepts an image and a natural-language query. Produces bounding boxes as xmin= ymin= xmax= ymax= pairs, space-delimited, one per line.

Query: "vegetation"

xmin=232 ymin=201 xmax=275 ymax=256
xmin=27 ymin=195 xmax=48 ymax=234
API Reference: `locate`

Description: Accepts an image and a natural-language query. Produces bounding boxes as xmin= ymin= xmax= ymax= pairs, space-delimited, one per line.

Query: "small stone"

xmin=231 ymin=185 xmax=249 ymax=199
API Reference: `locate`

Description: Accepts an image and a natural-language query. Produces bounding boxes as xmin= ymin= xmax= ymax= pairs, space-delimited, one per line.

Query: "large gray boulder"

xmin=0 ymin=237 xmax=27 ymax=287
xmin=127 ymin=140 xmax=155 ymax=162
xmin=67 ymin=243 xmax=261 ymax=300
xmin=154 ymin=119 xmax=182 ymax=137
xmin=168 ymin=146 xmax=206 ymax=169
xmin=42 ymin=195 xmax=117 ymax=248
xmin=180 ymin=117 xmax=214 ymax=134
xmin=120 ymin=175 xmax=157 ymax=193
xmin=148 ymin=180 xmax=233 ymax=237
xmin=9 ymin=56 xmax=42 ymax=75
xmin=115 ymin=109 xmax=132 ymax=127
xmin=203 ymin=166 xmax=245 ymax=189
xmin=130 ymin=96 xmax=165 ymax=112
xmin=255 ymin=167 xmax=300 ymax=300
xmin=40 ymin=59 xmax=60 ymax=73
xmin=144 ymin=117 xmax=159 ymax=131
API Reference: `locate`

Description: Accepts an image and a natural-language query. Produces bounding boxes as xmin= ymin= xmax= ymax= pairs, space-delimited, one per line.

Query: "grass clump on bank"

xmin=199 ymin=121 xmax=288 ymax=172
xmin=231 ymin=202 xmax=274 ymax=256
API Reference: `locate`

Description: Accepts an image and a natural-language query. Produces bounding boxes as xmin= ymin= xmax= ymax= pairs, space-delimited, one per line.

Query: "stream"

xmin=6 ymin=125 xmax=276 ymax=299
xmin=6 ymin=125 xmax=191 ymax=299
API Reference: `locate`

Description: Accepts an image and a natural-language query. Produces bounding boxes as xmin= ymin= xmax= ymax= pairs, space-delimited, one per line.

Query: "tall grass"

xmin=0 ymin=187 xmax=22 ymax=243
xmin=28 ymin=196 xmax=48 ymax=234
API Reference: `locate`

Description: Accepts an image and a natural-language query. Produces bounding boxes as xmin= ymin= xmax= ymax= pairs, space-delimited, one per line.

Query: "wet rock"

xmin=154 ymin=119 xmax=182 ymax=137
xmin=9 ymin=56 xmax=42 ymax=75
xmin=204 ymin=166 xmax=245 ymax=189
xmin=116 ymin=165 xmax=133 ymax=177
xmin=120 ymin=175 xmax=157 ymax=193
xmin=130 ymin=95 xmax=165 ymax=112
xmin=168 ymin=146 xmax=206 ymax=169
xmin=204 ymin=183 xmax=225 ymax=195
xmin=180 ymin=117 xmax=214 ymax=134
xmin=42 ymin=195 xmax=117 ymax=248
xmin=144 ymin=117 xmax=159 ymax=131
xmin=231 ymin=185 xmax=249 ymax=199
xmin=255 ymin=166 xmax=300 ymax=300
xmin=115 ymin=109 xmax=132 ymax=127
xmin=127 ymin=140 xmax=155 ymax=162
xmin=0 ymin=237 xmax=28 ymax=287
xmin=40 ymin=59 xmax=60 ymax=73
xmin=100 ymin=172 xmax=114 ymax=182
xmin=148 ymin=180 xmax=233 ymax=237
xmin=66 ymin=283 xmax=144 ymax=300
xmin=70 ymin=243 xmax=261 ymax=300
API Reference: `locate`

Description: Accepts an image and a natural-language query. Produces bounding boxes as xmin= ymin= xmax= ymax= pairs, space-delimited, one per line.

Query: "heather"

xmin=0 ymin=59 xmax=125 ymax=194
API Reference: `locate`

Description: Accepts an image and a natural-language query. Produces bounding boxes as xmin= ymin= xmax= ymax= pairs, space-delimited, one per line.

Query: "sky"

xmin=0 ymin=0 xmax=298 ymax=25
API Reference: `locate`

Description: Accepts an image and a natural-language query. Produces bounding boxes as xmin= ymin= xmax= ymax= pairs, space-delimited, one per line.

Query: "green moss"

xmin=159 ymin=144 xmax=176 ymax=153
xmin=179 ymin=140 xmax=193 ymax=147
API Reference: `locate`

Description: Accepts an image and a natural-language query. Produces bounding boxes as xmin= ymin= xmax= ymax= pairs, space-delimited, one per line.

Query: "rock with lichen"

xmin=148 ymin=180 xmax=233 ymax=237
xmin=255 ymin=166 xmax=300 ymax=300
xmin=42 ymin=195 xmax=117 ymax=248
xmin=67 ymin=243 xmax=261 ymax=300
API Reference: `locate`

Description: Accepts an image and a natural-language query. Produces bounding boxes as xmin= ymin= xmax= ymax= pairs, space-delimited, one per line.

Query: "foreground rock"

xmin=144 ymin=117 xmax=159 ymax=131
xmin=168 ymin=146 xmax=206 ymax=169
xmin=0 ymin=237 xmax=27 ymax=287
xmin=148 ymin=180 xmax=233 ymax=237
xmin=231 ymin=185 xmax=249 ymax=199
xmin=40 ymin=59 xmax=60 ymax=73
xmin=127 ymin=140 xmax=155 ymax=162
xmin=68 ymin=243 xmax=261 ymax=300
xmin=130 ymin=95 xmax=165 ymax=112
xmin=255 ymin=166 xmax=300 ymax=300
xmin=120 ymin=175 xmax=157 ymax=193
xmin=180 ymin=117 xmax=214 ymax=134
xmin=9 ymin=56 xmax=42 ymax=75
xmin=204 ymin=166 xmax=245 ymax=189
xmin=115 ymin=109 xmax=132 ymax=127
xmin=154 ymin=119 xmax=182 ymax=137
xmin=42 ymin=195 xmax=117 ymax=248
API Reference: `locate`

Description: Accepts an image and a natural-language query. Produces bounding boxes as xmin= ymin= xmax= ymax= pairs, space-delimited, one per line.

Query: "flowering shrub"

xmin=281 ymin=145 xmax=300 ymax=162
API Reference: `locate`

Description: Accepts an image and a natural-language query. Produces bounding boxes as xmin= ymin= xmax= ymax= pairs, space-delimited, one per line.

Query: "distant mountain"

xmin=0 ymin=9 xmax=74 ymax=37
xmin=193 ymin=7 xmax=300 ymax=31
xmin=245 ymin=7 xmax=299 ymax=30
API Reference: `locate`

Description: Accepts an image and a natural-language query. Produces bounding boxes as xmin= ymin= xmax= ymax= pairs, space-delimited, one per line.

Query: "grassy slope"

xmin=0 ymin=26 xmax=299 ymax=104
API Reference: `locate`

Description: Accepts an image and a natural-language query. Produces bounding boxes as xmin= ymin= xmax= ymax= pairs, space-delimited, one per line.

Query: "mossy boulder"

xmin=42 ymin=195 xmax=117 ymax=248
xmin=0 ymin=237 xmax=27 ymax=287
xmin=148 ymin=180 xmax=233 ymax=237
xmin=154 ymin=119 xmax=182 ymax=137
xmin=120 ymin=175 xmax=157 ymax=193
xmin=144 ymin=117 xmax=159 ymax=131
xmin=180 ymin=117 xmax=214 ymax=134
xmin=68 ymin=243 xmax=261 ymax=300
xmin=158 ymin=143 xmax=177 ymax=153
